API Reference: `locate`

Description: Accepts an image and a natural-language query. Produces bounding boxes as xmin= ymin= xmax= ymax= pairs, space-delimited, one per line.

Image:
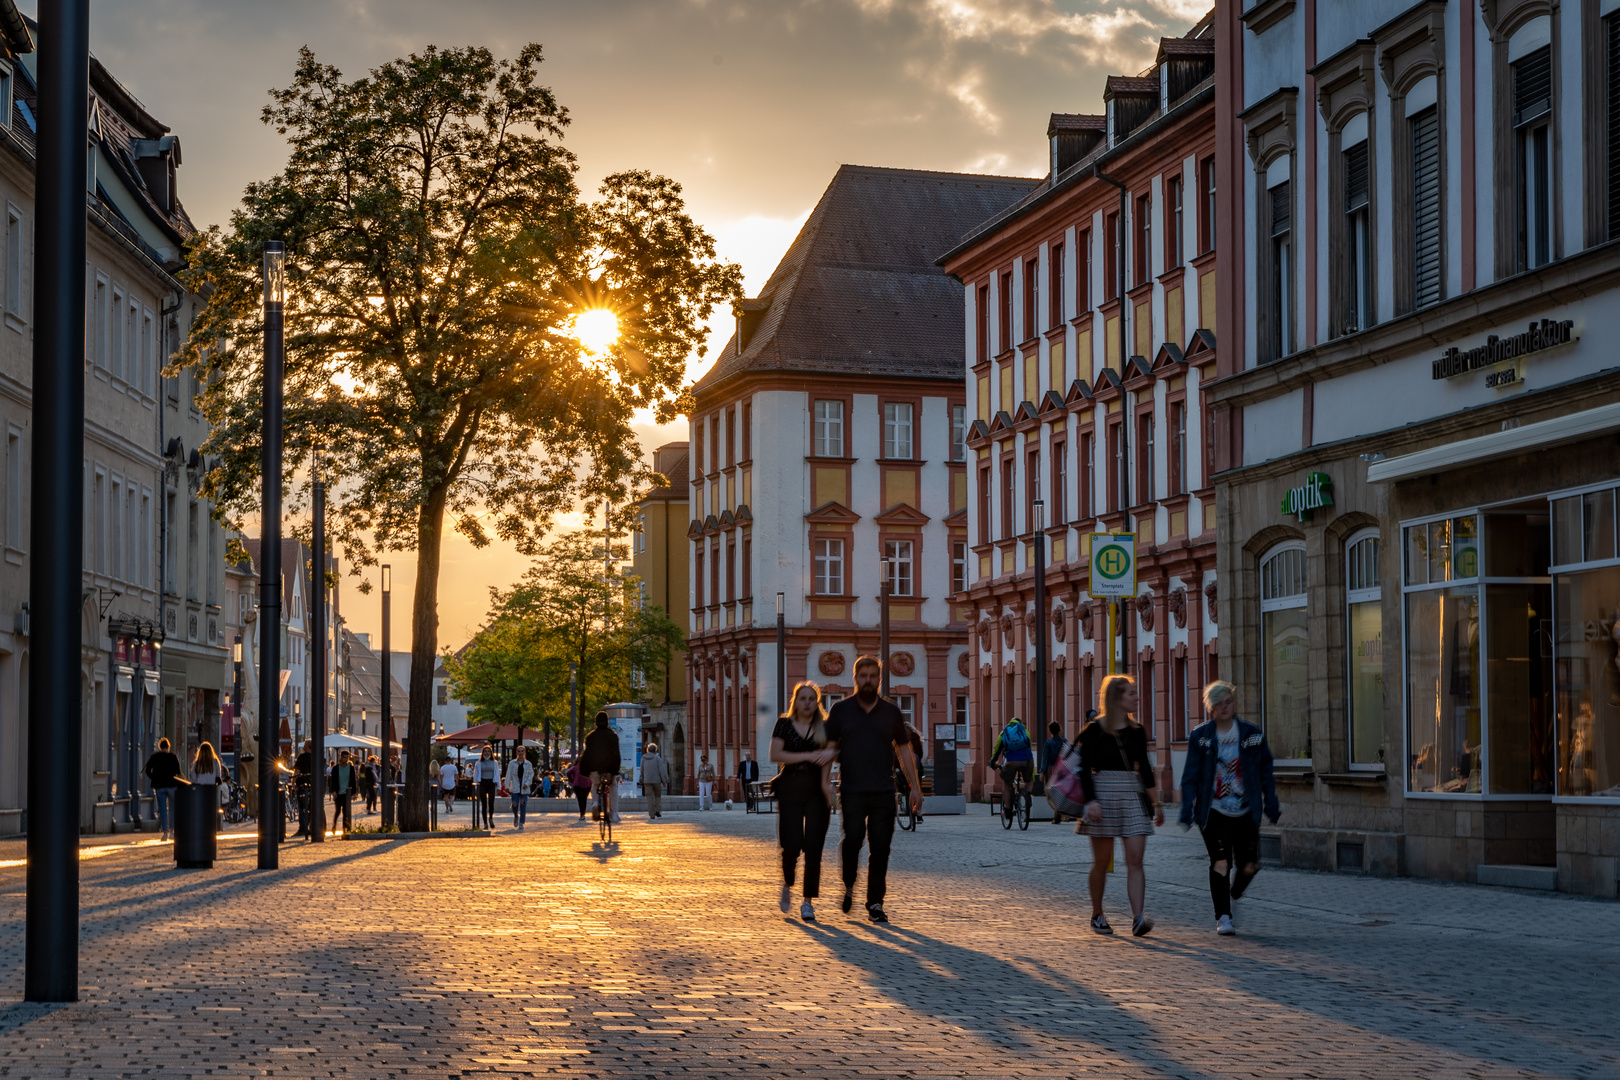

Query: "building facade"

xmin=941 ymin=17 xmax=1220 ymax=800
xmin=634 ymin=440 xmax=689 ymax=788
xmin=1211 ymin=0 xmax=1620 ymax=894
xmin=684 ymin=165 xmax=1037 ymax=798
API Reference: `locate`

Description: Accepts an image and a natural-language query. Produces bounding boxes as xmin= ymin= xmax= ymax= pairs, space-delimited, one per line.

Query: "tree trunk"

xmin=400 ymin=486 xmax=449 ymax=832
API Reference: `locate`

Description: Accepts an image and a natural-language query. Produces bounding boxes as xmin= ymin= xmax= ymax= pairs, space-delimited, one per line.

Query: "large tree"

xmin=181 ymin=44 xmax=740 ymax=829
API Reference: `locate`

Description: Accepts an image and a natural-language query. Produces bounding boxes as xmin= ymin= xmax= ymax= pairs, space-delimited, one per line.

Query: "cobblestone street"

xmin=0 ymin=808 xmax=1615 ymax=1078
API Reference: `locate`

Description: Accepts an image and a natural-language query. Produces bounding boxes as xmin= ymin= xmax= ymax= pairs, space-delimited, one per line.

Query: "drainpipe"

xmin=1093 ymin=167 xmax=1133 ymax=677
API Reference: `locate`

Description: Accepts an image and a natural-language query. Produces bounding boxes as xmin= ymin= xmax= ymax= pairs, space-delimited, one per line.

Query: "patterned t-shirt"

xmin=1212 ymin=726 xmax=1248 ymax=818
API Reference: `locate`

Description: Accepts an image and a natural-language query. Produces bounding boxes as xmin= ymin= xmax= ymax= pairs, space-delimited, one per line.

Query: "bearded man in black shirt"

xmin=825 ymin=655 xmax=922 ymax=923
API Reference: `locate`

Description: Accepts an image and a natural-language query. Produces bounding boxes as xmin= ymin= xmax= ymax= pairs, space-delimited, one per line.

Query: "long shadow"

xmin=0 ymin=1002 xmax=63 ymax=1037
xmin=581 ymin=841 xmax=621 ymax=863
xmin=791 ymin=917 xmax=1223 ymax=1079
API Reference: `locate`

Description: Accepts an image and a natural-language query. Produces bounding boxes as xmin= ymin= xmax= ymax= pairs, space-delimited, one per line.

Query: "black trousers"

xmin=841 ymin=789 xmax=897 ymax=908
xmin=574 ymin=786 xmax=589 ymax=817
xmin=478 ymin=780 xmax=496 ymax=828
xmin=1200 ymin=810 xmax=1260 ymax=918
xmin=332 ymin=793 xmax=353 ymax=832
xmin=778 ymin=780 xmax=831 ymax=899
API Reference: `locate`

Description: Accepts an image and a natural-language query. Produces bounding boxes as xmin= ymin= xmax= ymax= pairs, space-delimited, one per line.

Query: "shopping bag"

xmin=1045 ymin=740 xmax=1088 ymax=818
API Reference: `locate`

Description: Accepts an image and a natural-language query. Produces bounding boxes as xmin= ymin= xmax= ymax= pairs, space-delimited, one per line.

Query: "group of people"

xmin=140 ymin=738 xmax=225 ymax=841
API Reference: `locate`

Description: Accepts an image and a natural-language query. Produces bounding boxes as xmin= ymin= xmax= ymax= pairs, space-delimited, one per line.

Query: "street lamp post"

xmin=879 ymin=559 xmax=892 ymax=699
xmin=775 ymin=592 xmax=786 ymax=717
xmin=1031 ymin=499 xmax=1048 ymax=739
xmin=258 ymin=240 xmax=286 ymax=872
xmin=380 ymin=564 xmax=393 ymax=829
xmin=26 ymin=0 xmax=91 ymax=1002
xmin=569 ymin=661 xmax=579 ymax=759
xmin=232 ymin=639 xmax=243 ymax=787
xmin=309 ymin=472 xmax=327 ymax=842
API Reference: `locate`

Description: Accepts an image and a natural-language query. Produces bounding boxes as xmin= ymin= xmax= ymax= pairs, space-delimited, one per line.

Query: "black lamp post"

xmin=258 ymin=240 xmax=286 ymax=871
xmin=775 ymin=592 xmax=785 ymax=716
xmin=380 ymin=563 xmax=393 ymax=829
xmin=232 ymin=638 xmax=243 ymax=787
xmin=1032 ymin=499 xmax=1048 ymax=738
xmin=309 ymin=472 xmax=326 ymax=842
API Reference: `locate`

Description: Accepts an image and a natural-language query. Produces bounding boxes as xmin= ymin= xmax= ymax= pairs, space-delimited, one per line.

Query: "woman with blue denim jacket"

xmin=1178 ymin=681 xmax=1280 ymax=935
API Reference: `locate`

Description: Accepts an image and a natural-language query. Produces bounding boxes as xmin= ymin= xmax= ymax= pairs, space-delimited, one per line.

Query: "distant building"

xmin=343 ymin=629 xmax=406 ymax=742
xmin=684 ymin=165 xmax=1038 ymax=798
xmin=635 ymin=440 xmax=689 ymax=789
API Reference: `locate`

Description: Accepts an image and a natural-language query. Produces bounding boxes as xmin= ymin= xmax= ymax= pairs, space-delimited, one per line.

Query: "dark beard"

xmin=856 ymin=686 xmax=879 ymax=705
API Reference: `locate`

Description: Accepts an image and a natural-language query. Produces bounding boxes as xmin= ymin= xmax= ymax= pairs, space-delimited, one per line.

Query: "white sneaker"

xmin=1216 ymin=914 xmax=1236 ymax=935
xmin=779 ymin=885 xmax=792 ymax=913
xmin=800 ymin=900 xmax=816 ymax=922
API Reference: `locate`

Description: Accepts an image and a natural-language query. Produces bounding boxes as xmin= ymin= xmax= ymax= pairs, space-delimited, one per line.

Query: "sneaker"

xmin=867 ymin=905 xmax=889 ymax=924
xmin=1228 ymin=896 xmax=1241 ymax=928
xmin=841 ymin=889 xmax=854 ymax=914
xmin=800 ymin=901 xmax=816 ymax=922
xmin=779 ymin=885 xmax=792 ymax=914
xmin=1131 ymin=914 xmax=1154 ymax=937
xmin=1090 ymin=914 xmax=1113 ymax=935
xmin=1216 ymin=915 xmax=1236 ymax=936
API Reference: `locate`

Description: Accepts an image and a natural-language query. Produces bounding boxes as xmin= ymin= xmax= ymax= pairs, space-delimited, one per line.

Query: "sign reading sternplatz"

xmin=1088 ymin=533 xmax=1136 ymax=598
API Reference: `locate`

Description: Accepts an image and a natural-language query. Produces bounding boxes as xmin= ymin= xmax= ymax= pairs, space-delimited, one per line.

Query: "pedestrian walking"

xmin=292 ymin=740 xmax=314 ymax=837
xmin=507 ymin=748 xmax=534 ymax=830
xmin=826 ymin=656 xmax=922 ymax=924
xmin=696 ymin=755 xmax=716 ymax=810
xmin=143 ymin=738 xmax=183 ymax=841
xmin=470 ymin=746 xmax=500 ymax=829
xmin=360 ymin=754 xmax=379 ymax=813
xmin=640 ymin=743 xmax=671 ymax=820
xmin=1180 ymin=681 xmax=1280 ymax=936
xmin=738 ymin=751 xmax=760 ymax=811
xmin=439 ymin=757 xmax=460 ymax=815
xmin=568 ymin=762 xmax=591 ymax=822
xmin=329 ymin=750 xmax=360 ymax=835
xmin=579 ymin=713 xmax=622 ymax=824
xmin=1077 ymin=675 xmax=1164 ymax=937
xmin=1042 ymin=721 xmax=1067 ymax=824
xmin=769 ymin=681 xmax=836 ymax=922
xmin=191 ymin=741 xmax=222 ymax=786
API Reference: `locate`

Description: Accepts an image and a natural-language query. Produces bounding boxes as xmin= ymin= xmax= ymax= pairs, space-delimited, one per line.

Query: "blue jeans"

xmin=512 ymin=793 xmax=528 ymax=826
xmin=154 ymin=788 xmax=175 ymax=834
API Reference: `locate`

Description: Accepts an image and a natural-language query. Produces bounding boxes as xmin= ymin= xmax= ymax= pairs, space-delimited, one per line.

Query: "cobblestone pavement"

xmin=0 ymin=806 xmax=1616 ymax=1078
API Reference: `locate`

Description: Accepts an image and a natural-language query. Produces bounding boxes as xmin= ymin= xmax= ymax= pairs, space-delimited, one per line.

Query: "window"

xmin=725 ymin=536 xmax=736 ymax=602
xmin=724 ymin=407 xmax=735 ymax=467
xmin=436 ymin=684 xmax=449 ymax=706
xmin=1049 ymin=242 xmax=1064 ymax=328
xmin=884 ymin=539 xmax=913 ymax=597
xmin=1106 ymin=420 xmax=1122 ymax=512
xmin=0 ymin=65 xmax=11 ymax=130
xmin=1260 ymin=543 xmax=1309 ymax=761
xmin=1172 ymin=655 xmax=1189 ymax=741
xmin=1268 ymin=179 xmax=1292 ymax=361
xmin=1078 ymin=229 xmax=1091 ymax=313
xmin=4 ymin=427 xmax=18 ymax=548
xmin=1411 ymin=101 xmax=1443 ymax=306
xmin=93 ymin=469 xmax=106 ymax=574
xmin=999 ymin=271 xmax=1012 ymax=353
xmin=742 ymin=403 xmax=751 ymax=460
xmin=1026 ymin=448 xmax=1041 ymax=531
xmin=163 ymin=491 xmax=176 ymax=593
xmin=1166 ymin=176 xmax=1183 ymax=270
xmin=694 ymin=421 xmax=705 ymax=472
xmin=978 ymin=463 xmax=992 ymax=545
xmin=976 ymin=283 xmax=990 ymax=363
xmin=139 ymin=489 xmax=150 ymax=589
xmin=813 ymin=400 xmax=844 ymax=457
xmin=1346 ymin=531 xmax=1384 ymax=768
xmin=1553 ymin=486 xmax=1620 ymax=796
xmin=1609 ymin=13 xmax=1620 ymax=241
xmin=1080 ymin=431 xmax=1095 ymax=519
xmin=187 ymin=500 xmax=199 ymax=601
xmin=93 ymin=277 xmax=107 ymax=369
xmin=1169 ymin=401 xmax=1187 ymax=496
xmin=5 ymin=206 xmax=20 ymax=318
xmin=1136 ymin=412 xmax=1154 ymax=505
xmin=882 ymin=402 xmax=913 ymax=459
xmin=206 ymin=517 xmax=218 ymax=605
xmin=1513 ymin=44 xmax=1553 ymax=271
xmin=1202 ymin=392 xmax=1216 ymax=488
xmin=1404 ymin=516 xmax=1481 ymax=793
xmin=140 ymin=309 xmax=153 ymax=395
xmin=109 ymin=478 xmax=123 ymax=581
xmin=954 ymin=692 xmax=969 ymax=740
xmin=949 ymin=404 xmax=966 ymax=462
xmin=1023 ymin=258 xmax=1037 ymax=340
xmin=1200 ymin=156 xmax=1216 ymax=253
xmin=125 ymin=484 xmax=136 ymax=587
xmin=1051 ymin=441 xmax=1066 ymax=526
xmin=952 ymin=539 xmax=967 ymax=595
xmin=814 ymin=538 xmax=845 ymax=595
xmin=109 ymin=287 xmax=124 ymax=380
xmin=741 ymin=530 xmax=752 ymax=598
xmin=1000 ymin=457 xmax=1016 ymax=539
xmin=1344 ymin=125 xmax=1372 ymax=332
xmin=1134 ymin=193 xmax=1152 ymax=287
xmin=694 ymin=547 xmax=705 ymax=608
xmin=709 ymin=540 xmax=719 ymax=607
xmin=894 ymin=695 xmax=916 ymax=734
xmin=1105 ymin=212 xmax=1120 ymax=301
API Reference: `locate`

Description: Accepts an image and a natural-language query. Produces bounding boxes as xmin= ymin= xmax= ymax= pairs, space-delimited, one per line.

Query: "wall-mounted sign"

xmin=1088 ymin=533 xmax=1136 ymax=598
xmin=1281 ymin=472 xmax=1333 ymax=522
xmin=1431 ymin=318 xmax=1575 ymax=381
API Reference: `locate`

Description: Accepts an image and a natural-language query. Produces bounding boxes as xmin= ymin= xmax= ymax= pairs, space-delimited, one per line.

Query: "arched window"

xmin=1345 ymin=531 xmax=1384 ymax=768
xmin=1260 ymin=543 xmax=1310 ymax=761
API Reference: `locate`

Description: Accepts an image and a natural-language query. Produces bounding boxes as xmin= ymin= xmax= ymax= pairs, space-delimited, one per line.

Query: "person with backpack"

xmin=1179 ymin=680 xmax=1280 ymax=936
xmin=989 ymin=716 xmax=1035 ymax=812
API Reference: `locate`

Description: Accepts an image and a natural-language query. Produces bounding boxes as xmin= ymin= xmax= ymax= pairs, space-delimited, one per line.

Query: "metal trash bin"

xmin=174 ymin=783 xmax=218 ymax=869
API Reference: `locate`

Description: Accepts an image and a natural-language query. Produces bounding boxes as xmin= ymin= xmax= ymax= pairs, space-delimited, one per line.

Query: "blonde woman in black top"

xmin=769 ymin=681 xmax=837 ymax=922
xmin=1078 ymin=674 xmax=1164 ymax=937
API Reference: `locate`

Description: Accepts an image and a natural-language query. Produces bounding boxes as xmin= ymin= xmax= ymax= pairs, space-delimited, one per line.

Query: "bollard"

xmin=429 ymin=780 xmax=438 ymax=832
xmin=174 ymin=783 xmax=218 ymax=869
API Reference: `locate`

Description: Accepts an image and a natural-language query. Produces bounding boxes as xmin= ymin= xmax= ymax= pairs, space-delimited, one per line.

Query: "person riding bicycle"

xmin=578 ymin=712 xmax=622 ymax=824
xmin=894 ymin=720 xmax=925 ymax=822
xmin=990 ymin=716 xmax=1035 ymax=814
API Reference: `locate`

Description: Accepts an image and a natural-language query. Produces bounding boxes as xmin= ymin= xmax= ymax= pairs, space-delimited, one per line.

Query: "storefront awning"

xmin=1366 ymin=401 xmax=1620 ymax=484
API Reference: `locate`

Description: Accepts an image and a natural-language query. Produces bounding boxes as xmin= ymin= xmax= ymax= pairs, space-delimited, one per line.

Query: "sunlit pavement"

xmin=0 ymin=808 xmax=1615 ymax=1079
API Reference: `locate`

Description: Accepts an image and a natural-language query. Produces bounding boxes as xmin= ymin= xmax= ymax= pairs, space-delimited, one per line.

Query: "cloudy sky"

xmin=42 ymin=0 xmax=1206 ymax=649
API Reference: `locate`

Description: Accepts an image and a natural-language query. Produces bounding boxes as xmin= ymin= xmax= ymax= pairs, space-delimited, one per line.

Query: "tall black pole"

xmin=569 ymin=662 xmax=578 ymax=758
xmin=26 ymin=0 xmax=90 ymax=1004
xmin=258 ymin=241 xmax=285 ymax=870
xmin=775 ymin=592 xmax=785 ymax=717
xmin=309 ymin=476 xmax=326 ymax=841
xmin=880 ymin=574 xmax=891 ymax=699
xmin=380 ymin=564 xmax=393 ymax=829
xmin=1032 ymin=500 xmax=1049 ymax=737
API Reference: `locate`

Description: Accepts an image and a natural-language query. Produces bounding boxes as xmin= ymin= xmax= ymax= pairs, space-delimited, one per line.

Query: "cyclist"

xmin=990 ymin=716 xmax=1035 ymax=817
xmin=894 ymin=720 xmax=925 ymax=824
xmin=578 ymin=712 xmax=622 ymax=825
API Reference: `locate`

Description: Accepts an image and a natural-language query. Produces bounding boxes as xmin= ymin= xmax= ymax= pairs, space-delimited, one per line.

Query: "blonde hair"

xmin=193 ymin=741 xmax=220 ymax=775
xmin=1202 ymin=680 xmax=1237 ymax=711
xmin=1099 ymin=674 xmax=1138 ymax=724
xmin=782 ymin=680 xmax=829 ymax=746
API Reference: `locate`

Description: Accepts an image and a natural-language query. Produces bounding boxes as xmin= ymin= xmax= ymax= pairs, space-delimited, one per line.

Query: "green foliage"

xmin=445 ymin=531 xmax=684 ymax=738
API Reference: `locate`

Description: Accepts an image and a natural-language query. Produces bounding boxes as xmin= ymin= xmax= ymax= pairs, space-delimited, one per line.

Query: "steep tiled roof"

xmin=1048 ymin=113 xmax=1105 ymax=134
xmin=694 ymin=165 xmax=1039 ymax=393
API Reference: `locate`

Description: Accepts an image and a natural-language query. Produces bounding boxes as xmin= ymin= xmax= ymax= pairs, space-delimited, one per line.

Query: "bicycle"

xmin=896 ymin=782 xmax=922 ymax=831
xmin=220 ymin=779 xmax=250 ymax=825
xmin=1000 ymin=769 xmax=1031 ymax=831
xmin=594 ymin=777 xmax=613 ymax=843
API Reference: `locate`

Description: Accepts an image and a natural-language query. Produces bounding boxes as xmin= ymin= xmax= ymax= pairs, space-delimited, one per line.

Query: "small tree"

xmin=181 ymin=44 xmax=740 ymax=829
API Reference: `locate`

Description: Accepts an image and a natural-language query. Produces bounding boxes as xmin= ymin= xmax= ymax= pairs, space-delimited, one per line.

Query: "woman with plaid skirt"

xmin=1078 ymin=674 xmax=1164 ymax=937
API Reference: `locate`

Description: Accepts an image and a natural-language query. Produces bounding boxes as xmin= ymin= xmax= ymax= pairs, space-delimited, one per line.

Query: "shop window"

xmin=1553 ymin=485 xmax=1620 ymax=796
xmin=1345 ymin=531 xmax=1385 ymax=768
xmin=1512 ymin=28 xmax=1554 ymax=271
xmin=1259 ymin=543 xmax=1310 ymax=761
xmin=1404 ymin=516 xmax=1481 ymax=793
xmin=884 ymin=539 xmax=914 ymax=597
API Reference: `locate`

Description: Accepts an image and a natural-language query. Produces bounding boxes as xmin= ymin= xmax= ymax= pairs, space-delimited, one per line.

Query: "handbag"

xmin=1045 ymin=739 xmax=1089 ymax=818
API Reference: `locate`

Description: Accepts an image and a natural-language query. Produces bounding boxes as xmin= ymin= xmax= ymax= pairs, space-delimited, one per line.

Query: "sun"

xmin=572 ymin=308 xmax=620 ymax=355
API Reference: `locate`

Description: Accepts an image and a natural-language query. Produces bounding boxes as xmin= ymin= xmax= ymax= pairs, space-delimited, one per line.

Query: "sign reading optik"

xmin=1281 ymin=472 xmax=1333 ymax=523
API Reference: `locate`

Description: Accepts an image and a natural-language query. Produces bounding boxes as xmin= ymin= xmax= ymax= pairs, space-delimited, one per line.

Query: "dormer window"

xmin=0 ymin=64 xmax=12 ymax=130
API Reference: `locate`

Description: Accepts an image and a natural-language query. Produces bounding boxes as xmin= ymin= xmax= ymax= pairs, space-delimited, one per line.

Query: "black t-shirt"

xmin=826 ymin=697 xmax=906 ymax=794
xmin=144 ymin=751 xmax=181 ymax=789
xmin=772 ymin=716 xmax=826 ymax=777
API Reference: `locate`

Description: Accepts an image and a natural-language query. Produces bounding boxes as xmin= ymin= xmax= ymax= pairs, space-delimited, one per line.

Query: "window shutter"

xmin=1345 ymin=142 xmax=1369 ymax=213
xmin=1608 ymin=16 xmax=1620 ymax=239
xmin=1513 ymin=45 xmax=1552 ymax=128
xmin=1411 ymin=108 xmax=1442 ymax=309
xmin=1270 ymin=180 xmax=1291 ymax=238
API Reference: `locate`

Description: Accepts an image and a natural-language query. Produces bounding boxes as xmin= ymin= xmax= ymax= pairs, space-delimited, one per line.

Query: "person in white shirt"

xmin=191 ymin=741 xmax=222 ymax=786
xmin=439 ymin=759 xmax=460 ymax=814
xmin=506 ymin=748 xmax=534 ymax=830
xmin=471 ymin=747 xmax=501 ymax=829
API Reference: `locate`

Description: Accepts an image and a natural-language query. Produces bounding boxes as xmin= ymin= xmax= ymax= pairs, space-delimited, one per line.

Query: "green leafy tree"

xmin=180 ymin=44 xmax=740 ymax=828
xmin=445 ymin=531 xmax=684 ymax=758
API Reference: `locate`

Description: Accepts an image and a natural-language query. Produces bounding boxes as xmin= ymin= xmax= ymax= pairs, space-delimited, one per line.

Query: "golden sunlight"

xmin=571 ymin=307 xmax=620 ymax=355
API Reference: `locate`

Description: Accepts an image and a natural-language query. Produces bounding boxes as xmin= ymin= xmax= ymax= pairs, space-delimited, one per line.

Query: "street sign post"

xmin=1089 ymin=533 xmax=1136 ymax=675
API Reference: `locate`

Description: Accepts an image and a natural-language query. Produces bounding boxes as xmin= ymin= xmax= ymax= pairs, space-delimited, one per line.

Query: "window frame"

xmin=881 ymin=400 xmax=915 ymax=460
xmin=813 ymin=537 xmax=845 ymax=596
xmin=812 ymin=398 xmax=846 ymax=458
xmin=883 ymin=538 xmax=914 ymax=598
xmin=1259 ymin=540 xmax=1310 ymax=764
xmin=1166 ymin=175 xmax=1184 ymax=271
xmin=1345 ymin=528 xmax=1385 ymax=771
